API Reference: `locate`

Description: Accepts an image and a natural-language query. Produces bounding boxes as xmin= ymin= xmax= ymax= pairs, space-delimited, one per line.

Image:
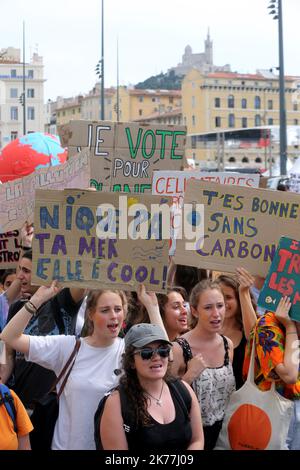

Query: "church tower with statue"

xmin=169 ymin=30 xmax=231 ymax=77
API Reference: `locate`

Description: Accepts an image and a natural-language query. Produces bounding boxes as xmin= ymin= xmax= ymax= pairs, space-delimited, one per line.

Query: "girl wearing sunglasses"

xmin=99 ymin=322 xmax=204 ymax=450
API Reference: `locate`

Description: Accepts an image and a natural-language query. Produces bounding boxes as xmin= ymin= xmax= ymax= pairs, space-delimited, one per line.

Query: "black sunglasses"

xmin=134 ymin=345 xmax=171 ymax=361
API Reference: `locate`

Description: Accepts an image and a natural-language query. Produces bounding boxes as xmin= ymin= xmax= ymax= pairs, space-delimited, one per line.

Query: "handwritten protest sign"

xmin=0 ymin=230 xmax=21 ymax=268
xmin=0 ymin=149 xmax=90 ymax=233
xmin=58 ymin=120 xmax=186 ymax=193
xmin=152 ymin=171 xmax=260 ymax=256
xmin=32 ymin=189 xmax=171 ymax=292
xmin=258 ymin=237 xmax=300 ymax=322
xmin=174 ymin=180 xmax=300 ymax=276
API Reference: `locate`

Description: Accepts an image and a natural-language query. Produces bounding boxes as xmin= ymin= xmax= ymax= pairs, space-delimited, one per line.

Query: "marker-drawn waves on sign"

xmin=132 ymin=244 xmax=166 ymax=260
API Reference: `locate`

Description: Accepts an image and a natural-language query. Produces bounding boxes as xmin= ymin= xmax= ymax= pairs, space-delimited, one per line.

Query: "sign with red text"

xmin=58 ymin=120 xmax=187 ymax=193
xmin=174 ymin=180 xmax=300 ymax=276
xmin=32 ymin=189 xmax=171 ymax=292
xmin=152 ymin=170 xmax=260 ymax=197
xmin=0 ymin=230 xmax=21 ymax=268
xmin=258 ymin=237 xmax=300 ymax=322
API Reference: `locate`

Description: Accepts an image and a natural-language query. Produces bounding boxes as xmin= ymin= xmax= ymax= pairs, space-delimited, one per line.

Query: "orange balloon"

xmin=228 ymin=404 xmax=272 ymax=450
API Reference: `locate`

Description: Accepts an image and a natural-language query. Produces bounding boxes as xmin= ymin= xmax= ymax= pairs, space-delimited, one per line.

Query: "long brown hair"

xmin=189 ymin=279 xmax=224 ymax=327
xmin=157 ymin=286 xmax=188 ymax=322
xmin=215 ymin=274 xmax=257 ymax=330
xmin=120 ymin=344 xmax=172 ymax=426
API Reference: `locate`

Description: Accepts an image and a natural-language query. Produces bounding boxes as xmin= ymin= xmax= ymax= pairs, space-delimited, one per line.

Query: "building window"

xmin=255 ymin=114 xmax=261 ymax=126
xmin=72 ymin=109 xmax=75 ymax=114
xmin=268 ymin=118 xmax=273 ymax=125
xmin=215 ymin=116 xmax=221 ymax=127
xmin=139 ymin=109 xmax=143 ymax=116
xmin=242 ymin=117 xmax=247 ymax=128
xmin=11 ymin=131 xmax=18 ymax=141
xmin=28 ymin=70 xmax=34 ymax=79
xmin=169 ymin=97 xmax=173 ymax=104
xmin=10 ymin=88 xmax=18 ymax=98
xmin=294 ymin=119 xmax=299 ymax=125
xmin=228 ymin=113 xmax=235 ymax=127
xmin=228 ymin=157 xmax=236 ymax=163
xmin=192 ymin=96 xmax=196 ymax=108
xmin=27 ymin=107 xmax=35 ymax=120
xmin=241 ymin=98 xmax=247 ymax=109
xmin=242 ymin=157 xmax=249 ymax=163
xmin=10 ymin=107 xmax=18 ymax=120
xmin=152 ymin=97 xmax=156 ymax=102
xmin=268 ymin=99 xmax=273 ymax=110
xmin=139 ymin=96 xmax=143 ymax=103
xmin=184 ymin=116 xmax=187 ymax=125
xmin=192 ymin=115 xmax=196 ymax=126
xmin=11 ymin=69 xmax=17 ymax=78
xmin=215 ymin=97 xmax=221 ymax=108
xmin=254 ymin=96 xmax=261 ymax=109
xmin=255 ymin=157 xmax=262 ymax=163
xmin=293 ymin=103 xmax=298 ymax=111
xmin=27 ymin=88 xmax=35 ymax=98
xmin=228 ymin=95 xmax=234 ymax=108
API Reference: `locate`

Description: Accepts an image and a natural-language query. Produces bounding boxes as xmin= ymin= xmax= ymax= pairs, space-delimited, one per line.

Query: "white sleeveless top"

xmin=176 ymin=335 xmax=236 ymax=427
xmin=192 ymin=361 xmax=235 ymax=426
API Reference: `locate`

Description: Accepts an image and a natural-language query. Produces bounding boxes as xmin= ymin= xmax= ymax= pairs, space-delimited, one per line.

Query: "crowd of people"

xmin=0 ymin=222 xmax=299 ymax=451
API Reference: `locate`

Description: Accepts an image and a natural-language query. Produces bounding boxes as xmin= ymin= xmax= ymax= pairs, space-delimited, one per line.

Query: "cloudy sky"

xmin=1 ymin=0 xmax=299 ymax=101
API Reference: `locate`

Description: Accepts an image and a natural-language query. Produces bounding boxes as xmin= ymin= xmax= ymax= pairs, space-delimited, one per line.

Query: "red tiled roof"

xmin=129 ymin=89 xmax=181 ymax=96
xmin=133 ymin=107 xmax=182 ymax=121
xmin=207 ymin=72 xmax=296 ymax=81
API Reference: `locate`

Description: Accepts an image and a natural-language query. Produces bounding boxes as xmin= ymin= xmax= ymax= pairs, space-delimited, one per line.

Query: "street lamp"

xmin=22 ymin=21 xmax=26 ymax=135
xmin=95 ymin=0 xmax=105 ymax=120
xmin=268 ymin=0 xmax=287 ymax=175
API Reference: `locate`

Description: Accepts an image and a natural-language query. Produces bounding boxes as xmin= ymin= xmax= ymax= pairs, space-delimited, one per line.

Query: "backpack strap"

xmin=94 ymin=384 xmax=137 ymax=450
xmin=168 ymin=379 xmax=192 ymax=420
xmin=0 ymin=383 xmax=17 ymax=433
xmin=118 ymin=383 xmax=137 ymax=435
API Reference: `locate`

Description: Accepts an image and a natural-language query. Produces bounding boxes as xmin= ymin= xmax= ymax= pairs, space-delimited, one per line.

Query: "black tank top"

xmin=126 ymin=382 xmax=192 ymax=450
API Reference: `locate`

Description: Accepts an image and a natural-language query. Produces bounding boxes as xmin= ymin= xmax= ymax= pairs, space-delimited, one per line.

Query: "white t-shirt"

xmin=27 ymin=335 xmax=124 ymax=450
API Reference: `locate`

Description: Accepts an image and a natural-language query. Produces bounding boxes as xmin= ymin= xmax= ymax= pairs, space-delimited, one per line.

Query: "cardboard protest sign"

xmin=258 ymin=237 xmax=300 ymax=322
xmin=174 ymin=180 xmax=300 ymax=276
xmin=58 ymin=120 xmax=186 ymax=193
xmin=32 ymin=189 xmax=171 ymax=292
xmin=152 ymin=170 xmax=260 ymax=197
xmin=0 ymin=230 xmax=21 ymax=268
xmin=0 ymin=149 xmax=90 ymax=233
xmin=289 ymin=174 xmax=300 ymax=193
xmin=152 ymin=171 xmax=260 ymax=256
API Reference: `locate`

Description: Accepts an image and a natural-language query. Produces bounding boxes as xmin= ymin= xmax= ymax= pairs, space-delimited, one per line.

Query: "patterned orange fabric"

xmin=243 ymin=312 xmax=300 ymax=400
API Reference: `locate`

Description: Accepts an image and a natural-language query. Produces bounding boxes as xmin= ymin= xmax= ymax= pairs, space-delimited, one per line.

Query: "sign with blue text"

xmin=32 ymin=189 xmax=171 ymax=292
xmin=174 ymin=180 xmax=300 ymax=276
xmin=258 ymin=237 xmax=300 ymax=322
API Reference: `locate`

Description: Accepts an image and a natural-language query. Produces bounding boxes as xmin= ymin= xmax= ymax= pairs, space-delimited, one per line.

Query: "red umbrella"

xmin=0 ymin=132 xmax=67 ymax=182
